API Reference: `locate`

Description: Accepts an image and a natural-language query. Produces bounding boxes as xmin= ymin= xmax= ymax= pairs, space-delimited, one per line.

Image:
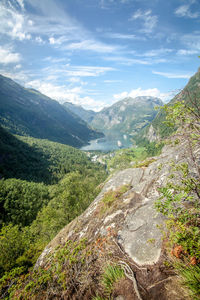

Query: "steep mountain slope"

xmin=63 ymin=101 xmax=96 ymax=123
xmin=0 ymin=125 xmax=104 ymax=183
xmin=90 ymin=96 xmax=163 ymax=137
xmin=19 ymin=135 xmax=199 ymax=300
xmin=0 ymin=75 xmax=102 ymax=147
xmin=144 ymin=67 xmax=200 ymax=140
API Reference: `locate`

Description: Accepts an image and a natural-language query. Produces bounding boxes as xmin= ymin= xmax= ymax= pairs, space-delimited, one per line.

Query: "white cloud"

xmin=141 ymin=48 xmax=173 ymax=57
xmin=35 ymin=36 xmax=45 ymax=44
xmin=0 ymin=46 xmax=21 ymax=64
xmin=103 ymin=56 xmax=150 ymax=65
xmin=177 ymin=49 xmax=199 ymax=55
xmin=66 ymin=39 xmax=118 ymax=53
xmin=114 ymin=91 xmax=129 ymax=100
xmin=99 ymin=0 xmax=130 ymax=9
xmin=66 ymin=66 xmax=115 ymax=77
xmin=103 ymin=54 xmax=170 ymax=65
xmin=26 ymin=80 xmax=82 ymax=101
xmin=77 ymin=96 xmax=105 ymax=111
xmin=49 ymin=37 xmax=55 ymax=44
xmin=68 ymin=77 xmax=81 ymax=83
xmin=0 ymin=0 xmax=121 ymax=57
xmin=152 ymin=70 xmax=192 ymax=79
xmin=24 ymin=0 xmax=120 ymax=55
xmin=113 ymin=87 xmax=173 ymax=103
xmin=130 ymin=9 xmax=158 ymax=33
xmin=104 ymin=32 xmax=145 ymax=40
xmin=181 ymin=33 xmax=200 ymax=51
xmin=14 ymin=64 xmax=22 ymax=69
xmin=16 ymin=0 xmax=25 ymax=10
xmin=0 ymin=1 xmax=31 ymax=40
xmin=25 ymin=79 xmax=105 ymax=111
xmin=49 ymin=36 xmax=67 ymax=45
xmin=174 ymin=4 xmax=199 ymax=18
xmin=104 ymin=80 xmax=123 ymax=83
xmin=42 ymin=65 xmax=115 ymax=77
xmin=68 ymin=77 xmax=88 ymax=86
xmin=0 ymin=69 xmax=28 ymax=81
xmin=28 ymin=19 xmax=33 ymax=26
xmin=43 ymin=56 xmax=69 ymax=63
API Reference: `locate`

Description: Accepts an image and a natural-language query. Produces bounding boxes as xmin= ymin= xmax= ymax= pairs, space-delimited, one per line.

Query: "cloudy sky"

xmin=0 ymin=0 xmax=200 ymax=110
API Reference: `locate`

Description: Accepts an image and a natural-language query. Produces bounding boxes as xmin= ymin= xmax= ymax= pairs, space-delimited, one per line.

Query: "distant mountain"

xmin=90 ymin=96 xmax=163 ymax=137
xmin=0 ymin=75 xmax=102 ymax=147
xmin=63 ymin=102 xmax=96 ymax=123
xmin=143 ymin=67 xmax=200 ymax=141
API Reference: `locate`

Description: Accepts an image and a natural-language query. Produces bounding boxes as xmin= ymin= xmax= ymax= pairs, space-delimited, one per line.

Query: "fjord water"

xmin=81 ymin=135 xmax=133 ymax=151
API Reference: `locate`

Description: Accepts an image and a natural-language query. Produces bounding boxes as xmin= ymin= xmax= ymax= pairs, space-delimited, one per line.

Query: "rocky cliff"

xmin=34 ymin=136 xmax=199 ymax=300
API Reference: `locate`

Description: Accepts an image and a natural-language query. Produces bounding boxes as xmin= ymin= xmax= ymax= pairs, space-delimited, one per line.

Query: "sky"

xmin=0 ymin=0 xmax=200 ymax=111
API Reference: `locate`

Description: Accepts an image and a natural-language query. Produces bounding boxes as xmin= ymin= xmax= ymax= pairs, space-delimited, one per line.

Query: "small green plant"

xmin=175 ymin=263 xmax=200 ymax=300
xmin=147 ymin=238 xmax=156 ymax=244
xmin=10 ymin=239 xmax=89 ymax=299
xmin=92 ymin=296 xmax=106 ymax=300
xmin=102 ymin=264 xmax=125 ymax=296
xmin=100 ymin=185 xmax=130 ymax=214
xmin=155 ymin=99 xmax=200 ymax=298
xmin=134 ymin=158 xmax=156 ymax=168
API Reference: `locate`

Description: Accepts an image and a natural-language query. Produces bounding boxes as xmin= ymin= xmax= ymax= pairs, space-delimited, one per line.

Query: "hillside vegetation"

xmin=144 ymin=67 xmax=200 ymax=139
xmin=0 ymin=125 xmax=103 ymax=184
xmin=0 ymin=127 xmax=107 ymax=289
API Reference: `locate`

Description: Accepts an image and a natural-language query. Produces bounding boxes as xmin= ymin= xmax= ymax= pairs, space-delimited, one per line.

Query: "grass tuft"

xmin=102 ymin=264 xmax=125 ymax=295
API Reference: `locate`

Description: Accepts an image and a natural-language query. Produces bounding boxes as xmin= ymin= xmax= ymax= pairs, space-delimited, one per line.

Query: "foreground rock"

xmin=35 ymin=138 xmax=199 ymax=299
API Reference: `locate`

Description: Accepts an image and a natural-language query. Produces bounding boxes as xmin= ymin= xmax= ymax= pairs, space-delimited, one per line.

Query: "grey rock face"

xmin=38 ymin=139 xmax=199 ymax=267
xmin=118 ymin=201 xmax=164 ymax=265
xmin=146 ymin=124 xmax=160 ymax=142
xmin=35 ymin=138 xmax=199 ymax=299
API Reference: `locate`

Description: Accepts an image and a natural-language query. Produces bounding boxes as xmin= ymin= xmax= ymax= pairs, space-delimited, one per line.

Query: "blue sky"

xmin=0 ymin=0 xmax=200 ymax=111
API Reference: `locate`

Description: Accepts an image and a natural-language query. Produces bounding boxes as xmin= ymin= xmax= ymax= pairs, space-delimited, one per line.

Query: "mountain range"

xmin=64 ymin=96 xmax=163 ymax=139
xmin=1 ymin=69 xmax=199 ymax=150
xmin=0 ymin=75 xmax=102 ymax=147
xmin=90 ymin=96 xmax=163 ymax=137
xmin=0 ymin=74 xmax=164 ymax=148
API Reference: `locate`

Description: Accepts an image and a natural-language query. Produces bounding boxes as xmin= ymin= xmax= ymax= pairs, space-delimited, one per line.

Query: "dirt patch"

xmin=113 ymin=278 xmax=139 ymax=300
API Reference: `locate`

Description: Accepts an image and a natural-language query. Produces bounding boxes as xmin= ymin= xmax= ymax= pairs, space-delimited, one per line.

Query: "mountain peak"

xmin=90 ymin=95 xmax=163 ymax=137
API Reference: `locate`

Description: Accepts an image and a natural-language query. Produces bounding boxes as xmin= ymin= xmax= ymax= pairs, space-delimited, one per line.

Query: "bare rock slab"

xmin=118 ymin=200 xmax=164 ymax=265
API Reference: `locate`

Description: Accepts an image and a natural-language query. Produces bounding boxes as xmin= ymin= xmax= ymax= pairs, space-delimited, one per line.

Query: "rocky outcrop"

xmin=145 ymin=124 xmax=160 ymax=142
xmin=36 ymin=138 xmax=199 ymax=299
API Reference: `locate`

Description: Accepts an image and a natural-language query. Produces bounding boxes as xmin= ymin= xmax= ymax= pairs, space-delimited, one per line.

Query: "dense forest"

xmin=0 ymin=127 xmax=107 ymax=293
